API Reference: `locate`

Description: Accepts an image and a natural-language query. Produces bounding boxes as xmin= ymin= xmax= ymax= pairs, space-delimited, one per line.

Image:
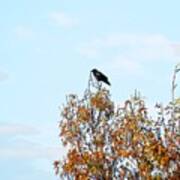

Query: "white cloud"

xmin=0 ymin=71 xmax=8 ymax=81
xmin=49 ymin=12 xmax=78 ymax=28
xmin=79 ymin=34 xmax=174 ymax=60
xmin=0 ymin=122 xmax=66 ymax=161
xmin=105 ymin=56 xmax=143 ymax=75
xmin=0 ymin=123 xmax=38 ymax=136
xmin=14 ymin=26 xmax=33 ymax=38
xmin=78 ymin=46 xmax=98 ymax=58
xmin=89 ymin=33 xmax=169 ymax=48
xmin=79 ymin=33 xmax=179 ymax=74
xmin=0 ymin=143 xmax=62 ymax=160
xmin=171 ymin=43 xmax=180 ymax=56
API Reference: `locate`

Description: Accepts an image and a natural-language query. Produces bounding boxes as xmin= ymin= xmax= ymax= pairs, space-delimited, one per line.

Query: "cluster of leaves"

xmin=54 ymin=65 xmax=180 ymax=180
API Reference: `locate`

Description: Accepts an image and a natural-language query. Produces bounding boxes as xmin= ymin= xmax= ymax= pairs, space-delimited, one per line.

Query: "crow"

xmin=91 ymin=69 xmax=111 ymax=86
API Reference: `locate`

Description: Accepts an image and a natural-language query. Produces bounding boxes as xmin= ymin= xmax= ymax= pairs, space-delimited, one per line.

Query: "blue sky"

xmin=0 ymin=1 xmax=180 ymax=179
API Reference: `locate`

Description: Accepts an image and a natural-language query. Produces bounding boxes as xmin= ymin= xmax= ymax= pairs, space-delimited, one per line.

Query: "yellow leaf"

xmin=175 ymin=97 xmax=180 ymax=105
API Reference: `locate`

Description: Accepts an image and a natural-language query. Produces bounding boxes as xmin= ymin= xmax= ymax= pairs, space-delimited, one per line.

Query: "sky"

xmin=0 ymin=0 xmax=180 ymax=179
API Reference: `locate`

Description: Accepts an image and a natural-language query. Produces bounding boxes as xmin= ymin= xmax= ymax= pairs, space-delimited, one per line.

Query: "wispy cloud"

xmin=104 ymin=55 xmax=143 ymax=75
xmin=171 ymin=43 xmax=180 ymax=56
xmin=78 ymin=46 xmax=98 ymax=58
xmin=49 ymin=11 xmax=78 ymax=28
xmin=78 ymin=33 xmax=179 ymax=74
xmin=14 ymin=26 xmax=33 ymax=38
xmin=0 ymin=71 xmax=8 ymax=82
xmin=0 ymin=143 xmax=61 ymax=160
xmin=0 ymin=122 xmax=66 ymax=160
xmin=0 ymin=123 xmax=38 ymax=136
xmin=79 ymin=34 xmax=174 ymax=60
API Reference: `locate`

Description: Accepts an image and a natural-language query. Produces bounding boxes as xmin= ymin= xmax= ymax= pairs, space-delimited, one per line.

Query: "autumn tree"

xmin=54 ymin=65 xmax=180 ymax=179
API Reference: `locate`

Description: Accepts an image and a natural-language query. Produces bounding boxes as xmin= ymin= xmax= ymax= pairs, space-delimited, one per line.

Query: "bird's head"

xmin=91 ymin=68 xmax=98 ymax=73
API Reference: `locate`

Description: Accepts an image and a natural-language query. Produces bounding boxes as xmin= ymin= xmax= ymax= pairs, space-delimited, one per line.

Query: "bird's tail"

xmin=107 ymin=80 xmax=111 ymax=86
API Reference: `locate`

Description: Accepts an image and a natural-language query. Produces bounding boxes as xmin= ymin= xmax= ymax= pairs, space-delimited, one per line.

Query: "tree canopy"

xmin=54 ymin=65 xmax=180 ymax=179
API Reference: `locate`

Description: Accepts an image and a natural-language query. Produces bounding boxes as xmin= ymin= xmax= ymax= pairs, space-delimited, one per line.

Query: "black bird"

xmin=91 ymin=69 xmax=111 ymax=86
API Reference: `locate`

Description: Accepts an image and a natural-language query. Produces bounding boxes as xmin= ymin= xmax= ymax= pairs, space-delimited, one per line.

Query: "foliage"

xmin=54 ymin=65 xmax=180 ymax=179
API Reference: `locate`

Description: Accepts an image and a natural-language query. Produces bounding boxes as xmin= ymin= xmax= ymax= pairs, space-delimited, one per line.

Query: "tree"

xmin=54 ymin=65 xmax=180 ymax=179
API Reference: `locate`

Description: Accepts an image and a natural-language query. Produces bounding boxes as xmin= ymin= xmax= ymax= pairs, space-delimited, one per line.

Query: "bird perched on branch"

xmin=91 ymin=68 xmax=111 ymax=86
